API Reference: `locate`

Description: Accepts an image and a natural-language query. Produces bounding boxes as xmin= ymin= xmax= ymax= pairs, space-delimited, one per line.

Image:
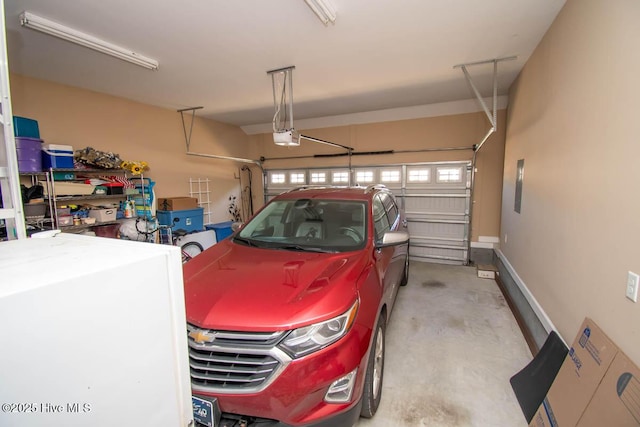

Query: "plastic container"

xmin=13 ymin=116 xmax=40 ymax=138
xmin=58 ymin=215 xmax=73 ymax=226
xmin=15 ymin=137 xmax=43 ymax=172
xmin=23 ymin=202 xmax=46 ymax=219
xmin=157 ymin=208 xmax=204 ymax=233
xmin=88 ymin=208 xmax=117 ymax=223
xmin=52 ymin=171 xmax=75 ymax=180
xmin=93 ymin=223 xmax=121 ymax=238
xmin=206 ymin=221 xmax=234 ymax=241
xmin=42 ymin=144 xmax=74 ymax=169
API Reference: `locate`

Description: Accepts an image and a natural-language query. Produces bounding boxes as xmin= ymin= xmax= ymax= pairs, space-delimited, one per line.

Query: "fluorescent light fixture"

xmin=19 ymin=11 xmax=159 ymax=70
xmin=304 ymin=0 xmax=336 ymax=25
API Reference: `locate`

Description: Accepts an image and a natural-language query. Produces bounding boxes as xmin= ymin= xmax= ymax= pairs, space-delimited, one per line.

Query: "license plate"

xmin=192 ymin=395 xmax=219 ymax=427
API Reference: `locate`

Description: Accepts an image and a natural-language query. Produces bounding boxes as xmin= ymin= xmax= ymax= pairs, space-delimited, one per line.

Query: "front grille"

xmin=187 ymin=325 xmax=291 ymax=393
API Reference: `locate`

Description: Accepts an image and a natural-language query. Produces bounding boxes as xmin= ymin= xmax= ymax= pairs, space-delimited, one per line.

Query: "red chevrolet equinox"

xmin=183 ymin=186 xmax=409 ymax=427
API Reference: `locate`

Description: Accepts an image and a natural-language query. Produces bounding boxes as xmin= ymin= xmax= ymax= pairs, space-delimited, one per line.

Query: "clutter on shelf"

xmin=74 ymin=146 xmax=124 ymax=169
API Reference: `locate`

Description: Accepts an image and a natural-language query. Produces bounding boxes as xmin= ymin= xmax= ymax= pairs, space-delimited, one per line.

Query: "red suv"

xmin=184 ymin=185 xmax=409 ymax=427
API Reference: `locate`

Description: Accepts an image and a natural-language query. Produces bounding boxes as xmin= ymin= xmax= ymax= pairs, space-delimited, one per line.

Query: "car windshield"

xmin=235 ymin=199 xmax=367 ymax=253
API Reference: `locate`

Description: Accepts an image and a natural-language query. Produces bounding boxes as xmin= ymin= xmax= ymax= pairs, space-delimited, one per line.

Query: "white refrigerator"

xmin=0 ymin=232 xmax=194 ymax=427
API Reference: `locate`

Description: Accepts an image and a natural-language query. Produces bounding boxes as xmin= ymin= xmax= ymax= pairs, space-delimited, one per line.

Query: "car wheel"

xmin=400 ymin=252 xmax=409 ymax=286
xmin=360 ymin=314 xmax=386 ymax=418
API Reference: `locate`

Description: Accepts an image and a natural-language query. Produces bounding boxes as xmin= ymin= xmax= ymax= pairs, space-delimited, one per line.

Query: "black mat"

xmin=510 ymin=331 xmax=568 ymax=423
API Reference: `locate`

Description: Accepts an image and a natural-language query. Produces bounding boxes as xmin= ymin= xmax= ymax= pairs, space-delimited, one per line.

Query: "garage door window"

xmin=332 ymin=171 xmax=349 ymax=184
xmin=310 ymin=172 xmax=327 ymax=184
xmin=380 ymin=169 xmax=401 ymax=183
xmin=436 ymin=167 xmax=462 ymax=183
xmin=356 ymin=170 xmax=374 ymax=184
xmin=270 ymin=172 xmax=286 ymax=184
xmin=408 ymin=168 xmax=430 ymax=183
xmin=290 ymin=172 xmax=305 ymax=184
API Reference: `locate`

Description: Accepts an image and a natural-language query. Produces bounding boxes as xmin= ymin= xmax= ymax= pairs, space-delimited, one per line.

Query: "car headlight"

xmin=279 ymin=300 xmax=359 ymax=359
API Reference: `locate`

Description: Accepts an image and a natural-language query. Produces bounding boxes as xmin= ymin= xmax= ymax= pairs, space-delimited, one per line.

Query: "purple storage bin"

xmin=15 ymin=137 xmax=43 ymax=172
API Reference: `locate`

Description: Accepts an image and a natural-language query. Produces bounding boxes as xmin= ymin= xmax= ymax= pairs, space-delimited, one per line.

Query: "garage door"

xmin=264 ymin=161 xmax=471 ymax=265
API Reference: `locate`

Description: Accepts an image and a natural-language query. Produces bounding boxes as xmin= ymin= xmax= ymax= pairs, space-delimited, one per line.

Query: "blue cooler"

xmin=42 ymin=144 xmax=74 ymax=169
xmin=206 ymin=221 xmax=234 ymax=241
xmin=157 ymin=208 xmax=204 ymax=233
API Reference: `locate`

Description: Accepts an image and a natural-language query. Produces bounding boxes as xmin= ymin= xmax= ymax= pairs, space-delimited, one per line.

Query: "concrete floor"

xmin=356 ymin=261 xmax=532 ymax=427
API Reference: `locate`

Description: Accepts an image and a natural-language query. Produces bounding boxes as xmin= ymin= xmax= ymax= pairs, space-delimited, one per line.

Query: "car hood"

xmin=183 ymin=240 xmax=366 ymax=331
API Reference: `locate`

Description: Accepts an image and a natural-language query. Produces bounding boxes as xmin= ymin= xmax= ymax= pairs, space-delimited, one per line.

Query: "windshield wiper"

xmin=275 ymin=244 xmax=336 ymax=253
xmin=233 ymin=236 xmax=260 ymax=247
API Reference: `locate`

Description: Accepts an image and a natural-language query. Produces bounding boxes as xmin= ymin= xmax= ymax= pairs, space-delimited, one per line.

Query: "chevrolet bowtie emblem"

xmin=189 ymin=329 xmax=216 ymax=344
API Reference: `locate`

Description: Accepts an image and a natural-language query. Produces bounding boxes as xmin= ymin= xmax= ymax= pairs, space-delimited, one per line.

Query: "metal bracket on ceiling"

xmin=177 ymin=106 xmax=262 ymax=167
xmin=454 ymin=56 xmax=516 ymax=152
xmin=177 ymin=106 xmax=203 ymax=151
xmin=267 ymin=66 xmax=295 ymax=133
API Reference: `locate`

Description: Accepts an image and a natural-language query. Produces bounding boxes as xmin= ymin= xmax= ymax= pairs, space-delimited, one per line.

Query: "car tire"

xmin=400 ymin=251 xmax=409 ymax=286
xmin=360 ymin=313 xmax=386 ymax=418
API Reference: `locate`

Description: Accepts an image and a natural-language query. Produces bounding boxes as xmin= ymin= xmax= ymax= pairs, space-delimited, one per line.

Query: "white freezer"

xmin=0 ymin=232 xmax=193 ymax=427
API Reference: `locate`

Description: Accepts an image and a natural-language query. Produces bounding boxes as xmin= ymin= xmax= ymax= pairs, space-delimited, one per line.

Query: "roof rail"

xmin=284 ymin=185 xmax=341 ymax=193
xmin=363 ymin=184 xmax=387 ymax=194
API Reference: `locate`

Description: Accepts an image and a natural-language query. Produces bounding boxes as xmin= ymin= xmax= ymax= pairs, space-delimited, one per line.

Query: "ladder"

xmin=0 ymin=0 xmax=27 ymax=240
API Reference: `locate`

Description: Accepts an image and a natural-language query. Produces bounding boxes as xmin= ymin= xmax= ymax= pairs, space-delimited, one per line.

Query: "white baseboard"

xmin=471 ymin=236 xmax=500 ymax=249
xmin=495 ymin=249 xmax=562 ymax=343
xmin=471 ymin=241 xmax=495 ymax=249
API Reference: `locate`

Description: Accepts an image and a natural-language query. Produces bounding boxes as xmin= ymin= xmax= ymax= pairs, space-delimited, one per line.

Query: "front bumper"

xmin=212 ymin=398 xmax=362 ymax=427
xmin=194 ymin=322 xmax=370 ymax=426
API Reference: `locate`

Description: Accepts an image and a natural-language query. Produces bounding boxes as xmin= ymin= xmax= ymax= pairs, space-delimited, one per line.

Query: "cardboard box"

xmin=477 ymin=264 xmax=497 ymax=279
xmin=529 ymin=318 xmax=619 ymax=427
xmin=158 ymin=197 xmax=198 ymax=211
xmin=576 ymin=351 xmax=640 ymax=427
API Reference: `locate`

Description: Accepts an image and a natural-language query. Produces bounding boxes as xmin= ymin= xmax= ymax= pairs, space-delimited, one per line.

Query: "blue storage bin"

xmin=157 ymin=208 xmax=204 ymax=233
xmin=42 ymin=144 xmax=74 ymax=169
xmin=206 ymin=221 xmax=234 ymax=241
xmin=13 ymin=116 xmax=40 ymax=138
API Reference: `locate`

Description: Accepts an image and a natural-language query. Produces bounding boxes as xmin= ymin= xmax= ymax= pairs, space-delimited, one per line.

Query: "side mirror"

xmin=376 ymin=230 xmax=410 ymax=248
xmin=231 ymin=222 xmax=243 ymax=232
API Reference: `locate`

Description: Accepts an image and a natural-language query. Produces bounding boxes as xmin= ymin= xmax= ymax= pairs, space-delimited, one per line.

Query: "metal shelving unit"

xmin=46 ymin=168 xmax=129 ymax=232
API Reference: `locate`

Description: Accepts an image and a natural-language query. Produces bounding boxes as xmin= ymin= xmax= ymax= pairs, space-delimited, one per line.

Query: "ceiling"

xmin=4 ymin=0 xmax=566 ymax=133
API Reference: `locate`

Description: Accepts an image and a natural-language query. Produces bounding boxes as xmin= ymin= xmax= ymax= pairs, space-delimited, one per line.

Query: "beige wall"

xmin=249 ymin=110 xmax=507 ymax=241
xmin=502 ymin=0 xmax=640 ymax=361
xmin=10 ymin=74 xmax=506 ymax=240
xmin=10 ymin=74 xmax=251 ymax=223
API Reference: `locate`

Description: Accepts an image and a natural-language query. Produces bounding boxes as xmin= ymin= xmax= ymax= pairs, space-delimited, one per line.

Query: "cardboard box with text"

xmin=528 ymin=318 xmax=618 ymax=427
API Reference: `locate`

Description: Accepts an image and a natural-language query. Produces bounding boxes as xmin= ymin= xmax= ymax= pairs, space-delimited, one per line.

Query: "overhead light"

xmin=304 ymin=0 xmax=336 ymax=25
xmin=19 ymin=11 xmax=159 ymax=70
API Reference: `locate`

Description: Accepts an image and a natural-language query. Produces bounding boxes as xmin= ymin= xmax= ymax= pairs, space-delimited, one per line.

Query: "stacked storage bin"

xmin=13 ymin=116 xmax=43 ymax=173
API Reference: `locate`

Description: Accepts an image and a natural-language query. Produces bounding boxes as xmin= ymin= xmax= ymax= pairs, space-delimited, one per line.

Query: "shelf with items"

xmin=56 ymin=219 xmax=124 ymax=234
xmin=19 ymin=170 xmax=56 ymax=234
xmin=45 ymin=168 xmax=130 ymax=231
